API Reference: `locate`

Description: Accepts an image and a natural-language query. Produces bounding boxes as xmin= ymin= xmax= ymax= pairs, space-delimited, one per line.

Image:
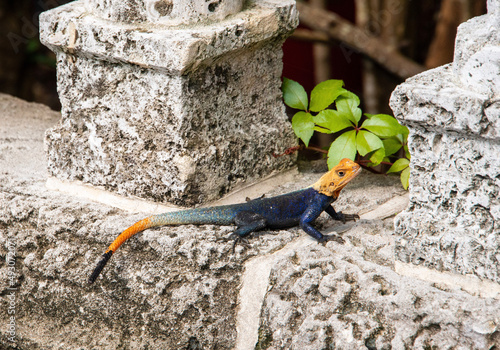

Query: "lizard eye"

xmin=337 ymin=171 xmax=345 ymax=177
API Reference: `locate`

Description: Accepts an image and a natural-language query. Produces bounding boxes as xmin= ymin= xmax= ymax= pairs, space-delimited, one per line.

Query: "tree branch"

xmin=296 ymin=2 xmax=425 ymax=80
xmin=291 ymin=29 xmax=330 ymax=44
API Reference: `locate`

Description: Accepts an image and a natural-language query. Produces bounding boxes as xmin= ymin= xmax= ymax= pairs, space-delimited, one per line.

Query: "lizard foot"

xmin=245 ymin=194 xmax=265 ymax=202
xmin=318 ymin=234 xmax=345 ymax=245
xmin=228 ymin=233 xmax=251 ymax=253
xmin=338 ymin=212 xmax=360 ymax=224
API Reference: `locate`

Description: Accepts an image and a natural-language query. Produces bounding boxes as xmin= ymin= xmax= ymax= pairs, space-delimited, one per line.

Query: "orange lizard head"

xmin=312 ymin=158 xmax=361 ymax=198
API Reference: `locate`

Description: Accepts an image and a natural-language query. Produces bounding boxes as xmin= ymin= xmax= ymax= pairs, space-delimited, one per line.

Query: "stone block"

xmin=390 ymin=3 xmax=500 ymax=286
xmin=3 ymin=93 xmax=498 ymax=349
xmin=391 ymin=65 xmax=500 ymax=283
xmin=85 ymin=0 xmax=245 ymax=25
xmin=39 ymin=0 xmax=298 ymax=206
xmin=453 ymin=9 xmax=500 ymax=97
xmin=257 ymin=246 xmax=500 ymax=349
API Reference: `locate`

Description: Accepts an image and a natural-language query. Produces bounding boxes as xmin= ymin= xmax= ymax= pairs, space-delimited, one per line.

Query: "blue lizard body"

xmin=88 ymin=158 xmax=361 ymax=283
xmin=150 ymin=187 xmax=337 ymax=241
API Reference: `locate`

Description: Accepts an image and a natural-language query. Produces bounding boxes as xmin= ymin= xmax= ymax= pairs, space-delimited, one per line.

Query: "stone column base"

xmin=40 ymin=0 xmax=298 ymax=206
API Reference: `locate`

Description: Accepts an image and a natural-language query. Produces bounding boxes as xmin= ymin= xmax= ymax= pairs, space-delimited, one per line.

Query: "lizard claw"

xmin=319 ymin=234 xmax=345 ymax=245
xmin=228 ymin=233 xmax=251 ymax=253
xmin=339 ymin=212 xmax=359 ymax=224
xmin=245 ymin=194 xmax=266 ymax=202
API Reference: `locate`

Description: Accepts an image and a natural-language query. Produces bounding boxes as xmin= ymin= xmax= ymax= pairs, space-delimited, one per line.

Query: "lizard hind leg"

xmin=229 ymin=211 xmax=267 ymax=252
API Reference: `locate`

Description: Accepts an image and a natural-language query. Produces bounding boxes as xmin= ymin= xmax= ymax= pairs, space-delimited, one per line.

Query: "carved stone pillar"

xmin=39 ymin=0 xmax=298 ymax=206
xmin=390 ymin=1 xmax=500 ymax=293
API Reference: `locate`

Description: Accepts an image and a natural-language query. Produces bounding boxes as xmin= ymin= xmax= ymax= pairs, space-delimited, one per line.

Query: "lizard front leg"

xmin=325 ymin=205 xmax=359 ymax=223
xmin=300 ymin=204 xmax=345 ymax=244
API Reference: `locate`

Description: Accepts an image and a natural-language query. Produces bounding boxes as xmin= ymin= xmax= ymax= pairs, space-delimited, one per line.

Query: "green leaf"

xmin=361 ymin=114 xmax=403 ymax=137
xmin=291 ymin=111 xmax=314 ymax=147
xmin=387 ymin=158 xmax=410 ymax=174
xmin=313 ymin=126 xmax=332 ymax=134
xmin=369 ymin=147 xmax=385 ymax=166
xmin=356 ymin=130 xmax=383 ymax=156
xmin=327 ymin=130 xmax=357 ymax=169
xmin=313 ymin=109 xmax=353 ymax=134
xmin=282 ymin=78 xmax=308 ymax=111
xmin=336 ymin=96 xmax=362 ymax=125
xmin=382 ymin=137 xmax=403 ymax=157
xmin=399 ymin=124 xmax=409 ymax=136
xmin=310 ymin=80 xmax=345 ymax=112
xmin=405 ymin=145 xmax=411 ymax=159
xmin=401 ymin=167 xmax=410 ymax=190
xmin=26 ymin=39 xmax=41 ymax=53
xmin=338 ymin=91 xmax=361 ymax=106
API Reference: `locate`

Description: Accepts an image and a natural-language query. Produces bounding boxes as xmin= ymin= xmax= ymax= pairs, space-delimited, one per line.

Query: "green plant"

xmin=282 ymin=78 xmax=411 ymax=189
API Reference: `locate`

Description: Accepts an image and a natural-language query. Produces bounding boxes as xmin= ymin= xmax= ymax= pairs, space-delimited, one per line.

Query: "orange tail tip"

xmin=88 ymin=217 xmax=153 ymax=284
xmin=88 ymin=250 xmax=113 ymax=284
xmin=108 ymin=217 xmax=153 ymax=253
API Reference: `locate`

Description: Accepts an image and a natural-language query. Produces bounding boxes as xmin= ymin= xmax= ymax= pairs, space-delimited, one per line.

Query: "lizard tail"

xmin=88 ymin=217 xmax=154 ymax=284
xmin=88 ymin=250 xmax=112 ymax=284
xmin=88 ymin=206 xmax=238 ymax=284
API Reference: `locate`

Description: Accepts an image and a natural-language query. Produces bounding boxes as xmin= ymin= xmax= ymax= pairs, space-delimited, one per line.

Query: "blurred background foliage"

xmin=1 ymin=0 xmax=73 ymax=110
xmin=0 ymin=0 xmax=486 ymax=113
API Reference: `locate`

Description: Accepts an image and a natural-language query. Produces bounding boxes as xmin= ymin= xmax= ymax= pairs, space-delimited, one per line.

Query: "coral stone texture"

xmin=1 ymin=94 xmax=499 ymax=348
xmin=390 ymin=3 xmax=500 ymax=284
xmin=39 ymin=0 xmax=298 ymax=206
xmin=257 ymin=246 xmax=500 ymax=350
xmin=86 ymin=0 xmax=245 ymax=25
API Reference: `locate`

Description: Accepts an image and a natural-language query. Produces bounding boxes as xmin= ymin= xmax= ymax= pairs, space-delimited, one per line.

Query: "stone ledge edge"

xmin=390 ymin=65 xmax=499 ymax=141
xmin=395 ymin=260 xmax=500 ymax=300
xmin=39 ymin=0 xmax=298 ymax=73
xmin=46 ymin=168 xmax=299 ymax=214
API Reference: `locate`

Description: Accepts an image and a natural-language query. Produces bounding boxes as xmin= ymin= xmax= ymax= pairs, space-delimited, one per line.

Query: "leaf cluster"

xmin=282 ymin=78 xmax=411 ymax=189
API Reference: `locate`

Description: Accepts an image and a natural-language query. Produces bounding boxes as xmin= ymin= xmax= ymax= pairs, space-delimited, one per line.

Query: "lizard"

xmin=88 ymin=158 xmax=361 ymax=284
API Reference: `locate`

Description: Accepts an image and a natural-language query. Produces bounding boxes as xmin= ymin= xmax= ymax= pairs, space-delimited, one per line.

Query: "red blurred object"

xmin=282 ymin=1 xmax=362 ymax=96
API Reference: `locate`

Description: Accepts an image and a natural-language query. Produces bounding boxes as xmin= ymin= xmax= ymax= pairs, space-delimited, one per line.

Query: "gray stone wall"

xmin=39 ymin=0 xmax=298 ymax=206
xmin=1 ymin=94 xmax=499 ymax=349
xmin=390 ymin=4 xmax=500 ymax=284
xmin=2 ymin=1 xmax=496 ymax=349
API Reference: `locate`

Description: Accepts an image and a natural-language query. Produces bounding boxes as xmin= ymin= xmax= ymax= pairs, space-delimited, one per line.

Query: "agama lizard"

xmin=88 ymin=158 xmax=361 ymax=284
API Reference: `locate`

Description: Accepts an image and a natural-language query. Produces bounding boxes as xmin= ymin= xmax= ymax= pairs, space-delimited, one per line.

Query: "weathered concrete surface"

xmin=39 ymin=0 xmax=298 ymax=206
xmin=390 ymin=3 xmax=500 ymax=285
xmin=258 ymin=247 xmax=500 ymax=350
xmin=453 ymin=3 xmax=500 ymax=98
xmin=1 ymin=94 xmax=499 ymax=349
xmin=391 ymin=66 xmax=500 ymax=283
xmin=86 ymin=0 xmax=245 ymax=25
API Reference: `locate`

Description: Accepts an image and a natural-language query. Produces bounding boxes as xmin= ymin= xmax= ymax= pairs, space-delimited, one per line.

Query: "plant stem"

xmin=305 ymin=146 xmax=327 ymax=154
